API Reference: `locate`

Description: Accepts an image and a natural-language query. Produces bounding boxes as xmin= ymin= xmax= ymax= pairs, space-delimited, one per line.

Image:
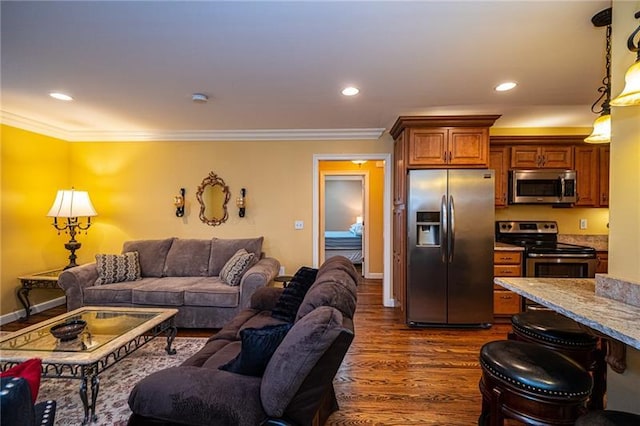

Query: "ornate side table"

xmin=17 ymin=268 xmax=64 ymax=321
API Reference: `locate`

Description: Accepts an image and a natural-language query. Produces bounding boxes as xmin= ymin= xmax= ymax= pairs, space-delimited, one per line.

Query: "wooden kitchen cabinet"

xmin=390 ymin=115 xmax=500 ymax=169
xmin=596 ymin=251 xmax=608 ymax=274
xmin=575 ymin=145 xmax=610 ymax=207
xmin=599 ymin=146 xmax=610 ymax=207
xmin=393 ymin=133 xmax=407 ymax=205
xmin=392 ymin=206 xmax=406 ymax=311
xmin=493 ymin=250 xmax=523 ymax=319
xmin=408 ymin=127 xmax=490 ymax=167
xmin=489 ymin=146 xmax=509 ymax=207
xmin=510 ymin=145 xmax=574 ymax=169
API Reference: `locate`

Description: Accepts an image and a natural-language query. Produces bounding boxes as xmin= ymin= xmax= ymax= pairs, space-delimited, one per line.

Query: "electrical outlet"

xmin=580 ymin=219 xmax=588 ymax=230
xmin=294 ymin=220 xmax=304 ymax=230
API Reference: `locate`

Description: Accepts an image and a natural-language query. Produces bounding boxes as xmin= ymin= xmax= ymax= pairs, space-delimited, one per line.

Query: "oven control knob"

xmin=550 ymin=224 xmax=556 ymax=229
xmin=544 ymin=224 xmax=549 ymax=229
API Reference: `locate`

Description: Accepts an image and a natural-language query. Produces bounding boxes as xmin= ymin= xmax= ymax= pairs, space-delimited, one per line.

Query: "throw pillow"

xmin=95 ymin=251 xmax=141 ymax=285
xmin=219 ymin=323 xmax=292 ymax=377
xmin=271 ymin=266 xmax=318 ymax=323
xmin=0 ymin=358 xmax=42 ymax=403
xmin=220 ymin=249 xmax=255 ymax=286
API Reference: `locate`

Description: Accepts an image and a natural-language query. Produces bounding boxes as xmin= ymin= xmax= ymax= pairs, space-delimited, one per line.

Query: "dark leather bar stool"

xmin=479 ymin=340 xmax=592 ymax=426
xmin=575 ymin=410 xmax=640 ymax=425
xmin=509 ymin=310 xmax=606 ymax=410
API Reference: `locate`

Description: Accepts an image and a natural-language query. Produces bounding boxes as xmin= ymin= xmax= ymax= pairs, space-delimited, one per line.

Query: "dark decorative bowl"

xmin=50 ymin=319 xmax=87 ymax=341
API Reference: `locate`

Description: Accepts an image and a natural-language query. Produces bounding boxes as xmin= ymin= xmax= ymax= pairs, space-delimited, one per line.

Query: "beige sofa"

xmin=58 ymin=237 xmax=280 ymax=328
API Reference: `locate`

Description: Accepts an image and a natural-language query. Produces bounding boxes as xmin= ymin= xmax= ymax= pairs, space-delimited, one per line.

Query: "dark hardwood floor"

xmin=1 ymin=278 xmax=512 ymax=425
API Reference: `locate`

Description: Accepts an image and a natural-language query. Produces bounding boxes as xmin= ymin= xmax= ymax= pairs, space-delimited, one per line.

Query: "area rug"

xmin=36 ymin=337 xmax=208 ymax=426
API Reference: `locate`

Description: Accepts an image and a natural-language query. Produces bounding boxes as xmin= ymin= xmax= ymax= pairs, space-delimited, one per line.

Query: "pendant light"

xmin=610 ymin=11 xmax=640 ymax=107
xmin=585 ymin=8 xmax=612 ymax=144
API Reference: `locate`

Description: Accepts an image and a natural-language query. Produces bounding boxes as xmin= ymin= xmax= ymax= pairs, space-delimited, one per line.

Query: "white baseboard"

xmin=364 ymin=272 xmax=383 ymax=280
xmin=0 ymin=296 xmax=66 ymax=326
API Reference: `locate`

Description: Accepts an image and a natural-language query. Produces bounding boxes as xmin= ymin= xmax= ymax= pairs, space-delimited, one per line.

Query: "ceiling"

xmin=1 ymin=1 xmax=612 ymax=141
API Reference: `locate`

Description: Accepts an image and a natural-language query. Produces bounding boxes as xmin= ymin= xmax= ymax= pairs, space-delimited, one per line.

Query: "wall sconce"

xmin=585 ymin=8 xmax=612 ymax=144
xmin=610 ymin=10 xmax=640 ymax=107
xmin=47 ymin=188 xmax=97 ymax=269
xmin=236 ymin=188 xmax=246 ymax=217
xmin=174 ymin=188 xmax=185 ymax=217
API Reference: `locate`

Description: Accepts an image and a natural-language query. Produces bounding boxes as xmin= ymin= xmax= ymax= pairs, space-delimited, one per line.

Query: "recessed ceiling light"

xmin=192 ymin=93 xmax=208 ymax=103
xmin=495 ymin=82 xmax=517 ymax=92
xmin=342 ymin=86 xmax=360 ymax=96
xmin=49 ymin=92 xmax=73 ymax=101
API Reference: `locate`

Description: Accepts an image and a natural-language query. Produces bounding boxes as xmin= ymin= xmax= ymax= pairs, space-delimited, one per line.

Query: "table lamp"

xmin=47 ymin=188 xmax=97 ymax=269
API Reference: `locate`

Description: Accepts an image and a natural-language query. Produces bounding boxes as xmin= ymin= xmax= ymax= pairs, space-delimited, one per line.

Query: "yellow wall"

xmin=318 ymin=160 xmax=384 ymax=274
xmin=1 ymin=128 xmax=393 ymax=315
xmin=605 ymin=0 xmax=640 ymax=413
xmin=1 ymin=126 xmax=70 ymax=313
xmin=69 ymin=137 xmax=393 ymax=277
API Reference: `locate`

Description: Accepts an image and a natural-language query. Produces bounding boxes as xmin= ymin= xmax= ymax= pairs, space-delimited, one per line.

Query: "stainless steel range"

xmin=496 ymin=221 xmax=597 ymax=310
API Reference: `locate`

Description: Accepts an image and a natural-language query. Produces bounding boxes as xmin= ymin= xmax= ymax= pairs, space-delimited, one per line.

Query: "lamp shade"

xmin=610 ymin=60 xmax=640 ymax=106
xmin=47 ymin=189 xmax=97 ymax=218
xmin=584 ymin=114 xmax=611 ymax=144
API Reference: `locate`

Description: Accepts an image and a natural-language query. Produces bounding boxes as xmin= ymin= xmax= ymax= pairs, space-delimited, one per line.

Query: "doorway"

xmin=320 ymin=172 xmax=367 ymax=276
xmin=313 ymin=154 xmax=394 ymax=307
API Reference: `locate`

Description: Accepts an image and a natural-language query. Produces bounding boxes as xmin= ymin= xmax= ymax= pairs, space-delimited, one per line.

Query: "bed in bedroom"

xmin=325 ymin=224 xmax=363 ymax=264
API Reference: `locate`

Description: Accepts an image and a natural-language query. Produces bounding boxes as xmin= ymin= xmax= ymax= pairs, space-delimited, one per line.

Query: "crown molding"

xmin=1 ymin=111 xmax=385 ymax=142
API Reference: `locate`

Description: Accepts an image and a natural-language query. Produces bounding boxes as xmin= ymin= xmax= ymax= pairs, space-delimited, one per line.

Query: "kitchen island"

xmin=494 ymin=277 xmax=640 ymax=351
xmin=494 ymin=276 xmax=640 ymax=412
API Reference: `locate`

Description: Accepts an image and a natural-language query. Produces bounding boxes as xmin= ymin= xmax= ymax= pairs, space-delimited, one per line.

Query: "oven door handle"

xmin=527 ymin=253 xmax=595 ymax=258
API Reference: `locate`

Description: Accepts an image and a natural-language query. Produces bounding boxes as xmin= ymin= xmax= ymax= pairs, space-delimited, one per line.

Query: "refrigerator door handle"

xmin=449 ymin=195 xmax=455 ymax=262
xmin=440 ymin=194 xmax=447 ymax=263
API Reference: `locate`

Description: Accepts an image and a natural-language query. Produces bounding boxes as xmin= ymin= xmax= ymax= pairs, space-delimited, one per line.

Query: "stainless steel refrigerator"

xmin=407 ymin=169 xmax=494 ymax=327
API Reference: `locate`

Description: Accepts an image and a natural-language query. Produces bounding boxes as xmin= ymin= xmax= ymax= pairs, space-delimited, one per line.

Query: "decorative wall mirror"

xmin=196 ymin=171 xmax=230 ymax=226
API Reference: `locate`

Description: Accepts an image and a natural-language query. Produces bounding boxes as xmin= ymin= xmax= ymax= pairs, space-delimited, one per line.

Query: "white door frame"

xmin=320 ymin=172 xmax=369 ymax=276
xmin=312 ymin=153 xmax=394 ymax=307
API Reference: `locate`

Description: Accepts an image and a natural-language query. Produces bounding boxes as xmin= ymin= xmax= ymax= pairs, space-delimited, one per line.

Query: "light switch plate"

xmin=580 ymin=219 xmax=588 ymax=230
xmin=294 ymin=220 xmax=304 ymax=230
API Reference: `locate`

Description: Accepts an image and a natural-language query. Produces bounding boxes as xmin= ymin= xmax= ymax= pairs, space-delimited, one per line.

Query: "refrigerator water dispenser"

xmin=416 ymin=212 xmax=439 ymax=246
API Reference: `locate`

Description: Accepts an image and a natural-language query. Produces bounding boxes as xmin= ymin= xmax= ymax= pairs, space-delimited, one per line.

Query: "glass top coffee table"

xmin=0 ymin=306 xmax=178 ymax=424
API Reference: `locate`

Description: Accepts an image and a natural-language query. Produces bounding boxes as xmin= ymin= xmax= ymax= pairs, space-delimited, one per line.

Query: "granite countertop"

xmin=558 ymin=234 xmax=608 ymax=251
xmin=494 ymin=242 xmax=524 ymax=251
xmin=494 ymin=277 xmax=640 ymax=350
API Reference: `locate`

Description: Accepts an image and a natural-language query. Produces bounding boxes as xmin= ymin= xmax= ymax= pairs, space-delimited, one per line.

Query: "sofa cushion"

xmin=261 ymin=306 xmax=344 ymax=418
xmin=271 ymin=267 xmax=318 ymax=322
xmin=163 ymin=238 xmax=211 ymax=277
xmin=130 ymin=277 xmax=204 ymax=306
xmin=83 ymin=278 xmax=159 ymax=305
xmin=122 ymin=238 xmax=174 ymax=277
xmin=94 ymin=252 xmax=141 ymax=285
xmin=128 ymin=365 xmax=266 ymax=426
xmin=317 ymin=255 xmax=362 ymax=286
xmin=295 ymin=270 xmax=357 ymax=321
xmin=208 ymin=237 xmax=264 ymax=276
xmin=220 ymin=249 xmax=255 ymax=286
xmin=182 ymin=278 xmax=240 ymax=307
xmin=220 ymin=323 xmax=292 ymax=377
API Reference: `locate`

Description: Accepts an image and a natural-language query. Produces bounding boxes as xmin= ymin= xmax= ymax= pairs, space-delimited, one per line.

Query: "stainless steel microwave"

xmin=508 ymin=169 xmax=577 ymax=204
